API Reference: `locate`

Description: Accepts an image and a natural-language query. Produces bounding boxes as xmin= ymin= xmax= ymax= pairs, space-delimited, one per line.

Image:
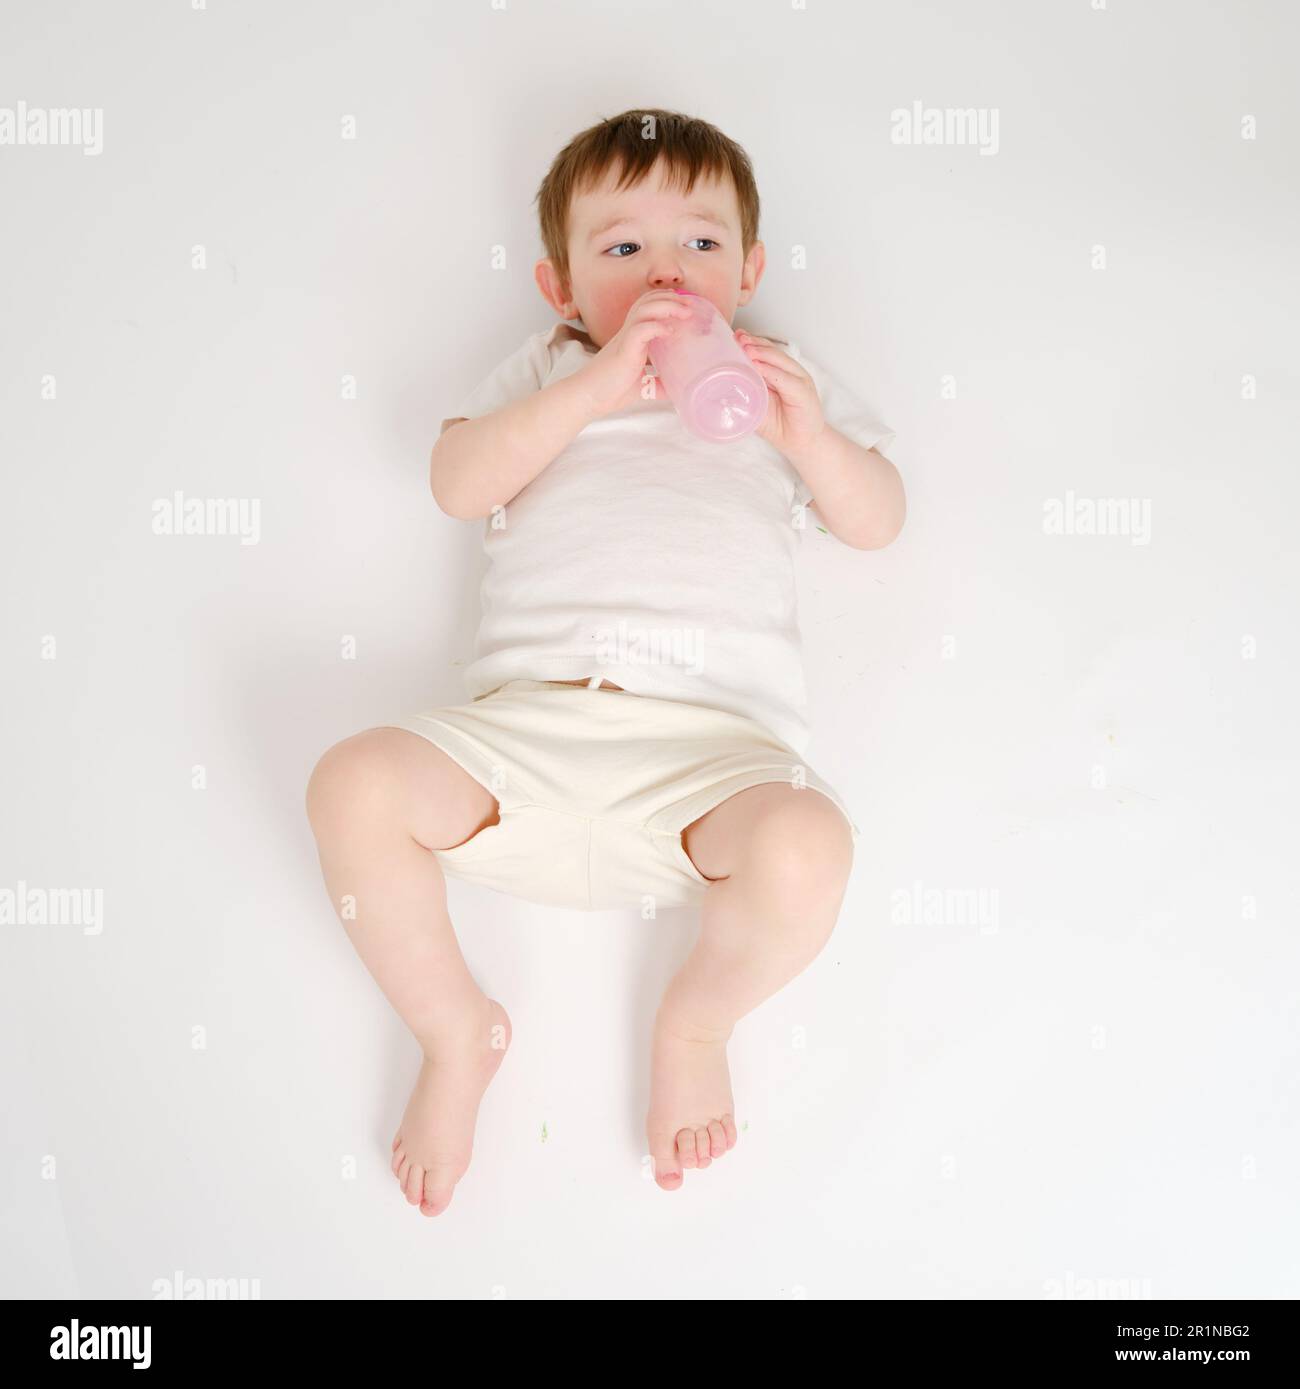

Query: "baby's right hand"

xmin=574 ymin=290 xmax=695 ymax=419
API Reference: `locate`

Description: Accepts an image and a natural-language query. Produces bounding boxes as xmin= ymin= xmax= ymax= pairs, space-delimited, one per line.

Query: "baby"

xmin=305 ymin=108 xmax=905 ymax=1216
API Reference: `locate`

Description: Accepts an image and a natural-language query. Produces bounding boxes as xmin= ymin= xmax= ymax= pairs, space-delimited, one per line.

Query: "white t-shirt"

xmin=445 ymin=317 xmax=896 ymax=757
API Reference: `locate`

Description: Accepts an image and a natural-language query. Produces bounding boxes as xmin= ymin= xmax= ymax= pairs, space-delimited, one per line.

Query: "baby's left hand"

xmin=735 ymin=330 xmax=826 ymax=459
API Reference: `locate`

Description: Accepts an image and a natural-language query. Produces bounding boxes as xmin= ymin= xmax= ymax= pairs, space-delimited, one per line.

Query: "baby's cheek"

xmin=606 ymin=293 xmax=641 ymax=332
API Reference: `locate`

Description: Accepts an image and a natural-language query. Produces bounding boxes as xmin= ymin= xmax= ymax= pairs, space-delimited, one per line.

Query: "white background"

xmin=2 ymin=0 xmax=1297 ymax=1299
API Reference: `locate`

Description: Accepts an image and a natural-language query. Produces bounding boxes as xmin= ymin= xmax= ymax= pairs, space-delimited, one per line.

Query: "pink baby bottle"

xmin=646 ymin=290 xmax=769 ymax=443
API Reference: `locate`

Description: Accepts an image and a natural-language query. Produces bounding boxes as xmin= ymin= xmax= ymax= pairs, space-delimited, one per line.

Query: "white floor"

xmin=2 ymin=0 xmax=1297 ymax=1298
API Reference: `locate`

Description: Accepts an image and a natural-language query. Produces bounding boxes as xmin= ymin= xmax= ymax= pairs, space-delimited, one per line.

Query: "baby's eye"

xmin=604 ymin=238 xmax=720 ymax=258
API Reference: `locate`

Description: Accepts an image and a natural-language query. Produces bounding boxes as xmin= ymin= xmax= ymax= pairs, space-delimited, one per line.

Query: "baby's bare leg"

xmin=305 ymin=727 xmax=511 ymax=1217
xmin=646 ymin=783 xmax=853 ymax=1191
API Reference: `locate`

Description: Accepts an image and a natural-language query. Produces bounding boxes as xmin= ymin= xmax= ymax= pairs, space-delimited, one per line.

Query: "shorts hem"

xmin=645 ymin=770 xmax=862 ymax=889
xmin=380 ymin=714 xmax=506 ymax=815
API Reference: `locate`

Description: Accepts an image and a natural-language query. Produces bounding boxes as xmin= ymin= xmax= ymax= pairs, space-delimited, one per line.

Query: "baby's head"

xmin=533 ymin=108 xmax=765 ymax=349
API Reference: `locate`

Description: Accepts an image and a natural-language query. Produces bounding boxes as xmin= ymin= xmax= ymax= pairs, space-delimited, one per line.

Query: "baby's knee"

xmin=745 ymin=790 xmax=854 ymax=897
xmin=305 ymin=730 xmax=404 ymax=838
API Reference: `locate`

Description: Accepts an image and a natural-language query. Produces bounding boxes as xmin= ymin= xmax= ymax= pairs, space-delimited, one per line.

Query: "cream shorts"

xmin=384 ymin=679 xmax=860 ymax=912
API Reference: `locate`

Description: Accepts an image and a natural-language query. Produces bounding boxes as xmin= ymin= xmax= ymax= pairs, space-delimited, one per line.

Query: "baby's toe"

xmin=403 ymin=1163 xmax=425 ymax=1204
xmin=421 ymin=1170 xmax=455 ymax=1217
xmin=707 ymin=1119 xmax=727 ymax=1157
xmin=693 ymin=1127 xmax=713 ymax=1167
xmin=650 ymin=1139 xmax=683 ymax=1190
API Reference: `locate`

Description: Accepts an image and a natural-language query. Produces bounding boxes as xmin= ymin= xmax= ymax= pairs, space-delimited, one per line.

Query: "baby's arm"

xmin=429 ymin=372 xmax=595 ymax=520
xmin=789 ymin=429 xmax=906 ymax=550
xmin=433 ymin=295 xmax=692 ymax=521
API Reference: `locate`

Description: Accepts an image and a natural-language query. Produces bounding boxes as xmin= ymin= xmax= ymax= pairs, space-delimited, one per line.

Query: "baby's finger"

xmin=745 ymin=354 xmax=814 ymax=398
xmin=739 ymin=337 xmax=809 ymax=381
xmin=633 ymin=315 xmax=682 ymax=347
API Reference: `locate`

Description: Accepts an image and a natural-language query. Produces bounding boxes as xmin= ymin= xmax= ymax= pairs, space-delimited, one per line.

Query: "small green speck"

xmin=541 ymin=1120 xmax=548 ymax=1143
xmin=741 ymin=1120 xmax=749 ymax=1132
xmin=815 ymin=525 xmax=828 ymax=535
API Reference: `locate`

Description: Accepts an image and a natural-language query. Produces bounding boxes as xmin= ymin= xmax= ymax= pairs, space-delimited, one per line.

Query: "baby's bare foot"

xmin=390 ymin=996 xmax=511 ymax=1217
xmin=645 ymin=1012 xmax=739 ymax=1191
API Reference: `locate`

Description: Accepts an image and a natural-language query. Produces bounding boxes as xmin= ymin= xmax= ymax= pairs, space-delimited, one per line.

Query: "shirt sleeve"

xmin=779 ymin=340 xmax=897 ymax=507
xmin=442 ymin=330 xmax=551 ymax=432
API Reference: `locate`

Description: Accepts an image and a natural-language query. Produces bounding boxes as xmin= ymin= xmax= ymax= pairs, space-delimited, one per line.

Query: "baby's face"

xmin=540 ymin=160 xmax=764 ymax=349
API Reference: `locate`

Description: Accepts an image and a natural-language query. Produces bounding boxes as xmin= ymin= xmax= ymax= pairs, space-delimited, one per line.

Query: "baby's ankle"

xmin=655 ymin=1007 xmax=734 ymax=1045
xmin=415 ymin=991 xmax=500 ymax=1055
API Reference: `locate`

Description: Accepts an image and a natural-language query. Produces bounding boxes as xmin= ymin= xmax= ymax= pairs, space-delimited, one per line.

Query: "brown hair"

xmin=534 ymin=108 xmax=761 ymax=290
